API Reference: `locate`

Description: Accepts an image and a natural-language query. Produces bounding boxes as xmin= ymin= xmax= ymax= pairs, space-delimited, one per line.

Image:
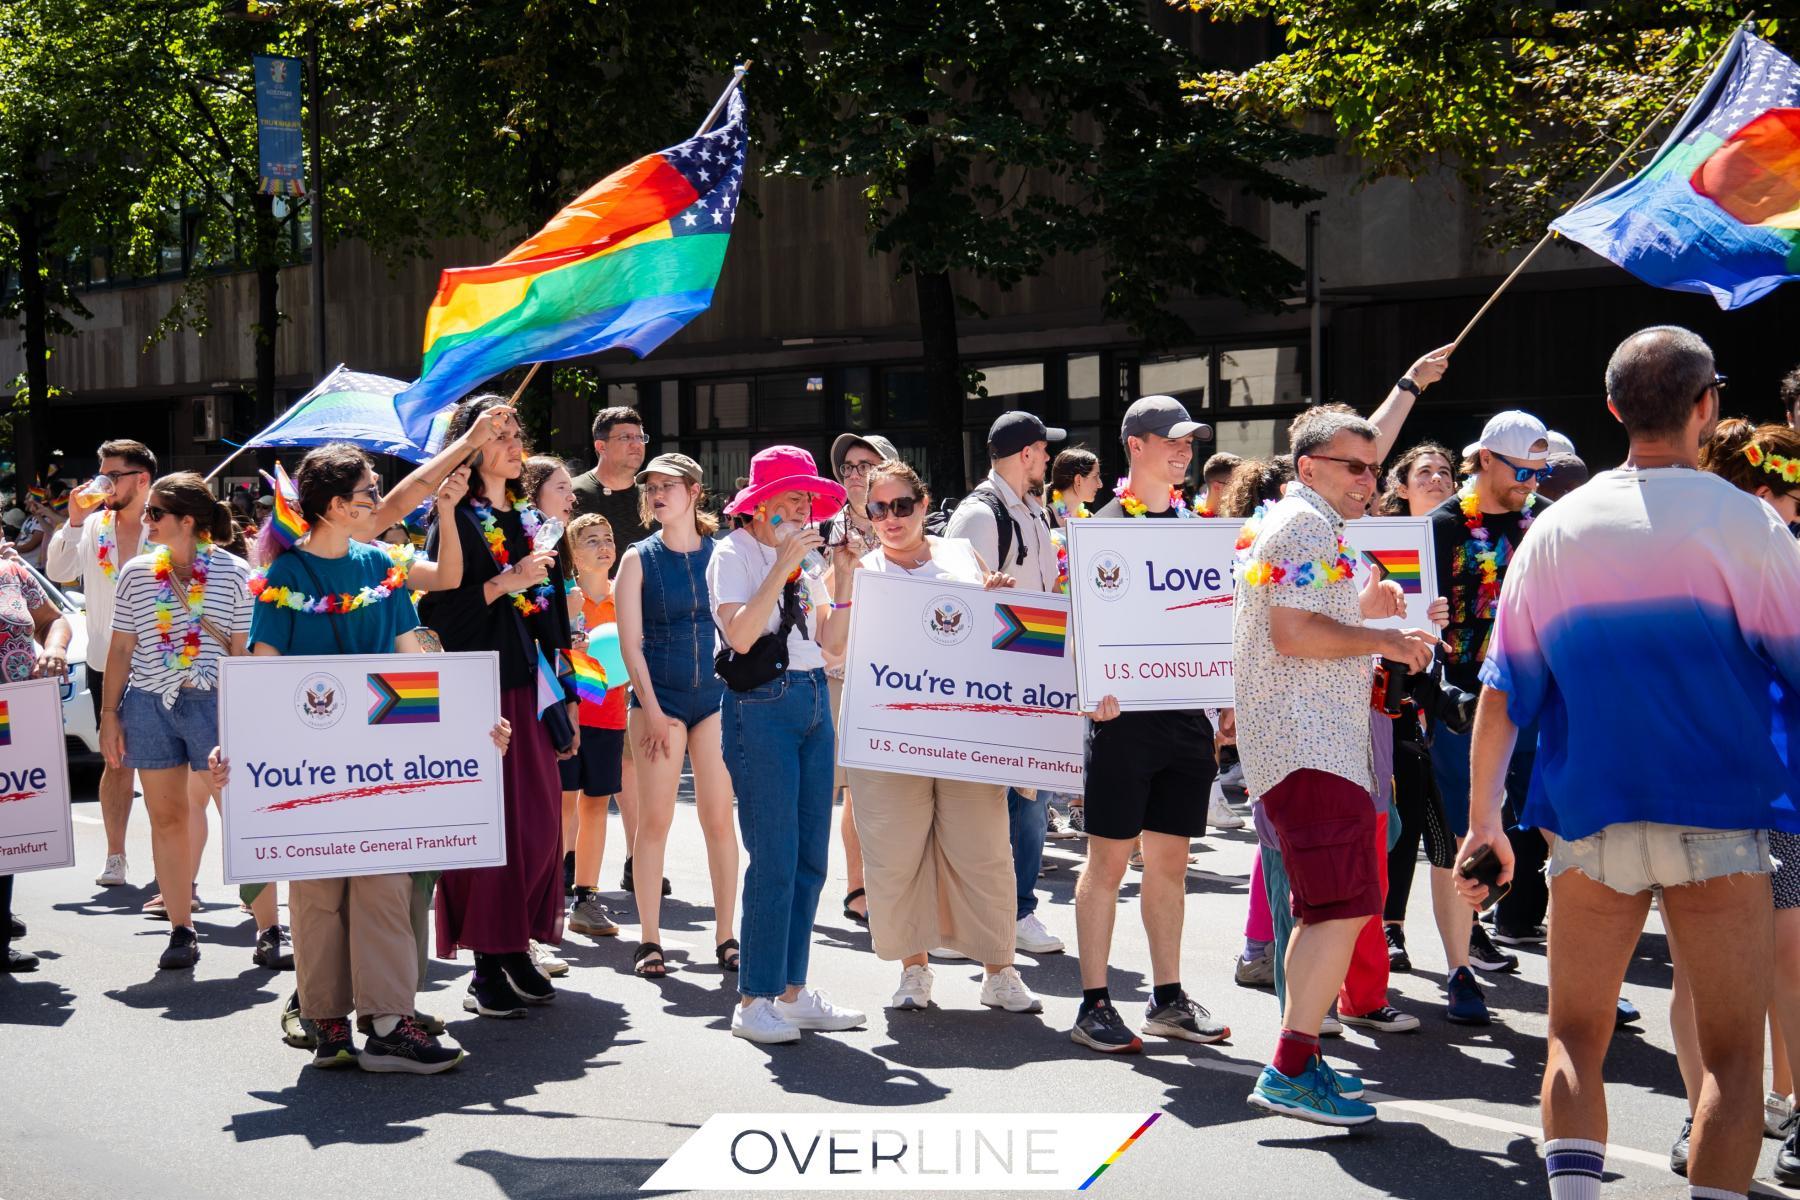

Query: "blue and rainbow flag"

xmin=393 ymin=82 xmax=748 ymax=443
xmin=367 ymin=672 xmax=441 ymax=725
xmin=992 ymin=603 xmax=1068 ymax=657
xmin=248 ymin=365 xmax=448 ymax=462
xmin=1552 ymin=30 xmax=1800 ymax=308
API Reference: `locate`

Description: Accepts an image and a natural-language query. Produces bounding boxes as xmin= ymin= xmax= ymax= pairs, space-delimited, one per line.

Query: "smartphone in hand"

xmin=1458 ymin=843 xmax=1511 ymax=911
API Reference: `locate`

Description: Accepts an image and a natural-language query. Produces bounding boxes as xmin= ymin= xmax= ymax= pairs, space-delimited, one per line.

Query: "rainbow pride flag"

xmin=561 ymin=648 xmax=610 ymax=707
xmin=393 ymin=83 xmax=748 ymax=443
xmin=0 ymin=700 xmax=11 ymax=747
xmin=1364 ymin=547 xmax=1423 ymax=594
xmin=992 ymin=603 xmax=1068 ymax=657
xmin=1552 ymin=30 xmax=1800 ymax=308
xmin=367 ymin=671 xmax=441 ymax=725
xmin=48 ymin=492 xmax=67 ymax=514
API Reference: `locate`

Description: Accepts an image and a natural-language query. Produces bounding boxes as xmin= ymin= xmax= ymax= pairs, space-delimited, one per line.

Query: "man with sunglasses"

xmin=1426 ymin=410 xmax=1554 ymax=1019
xmin=46 ymin=439 xmax=156 ymax=889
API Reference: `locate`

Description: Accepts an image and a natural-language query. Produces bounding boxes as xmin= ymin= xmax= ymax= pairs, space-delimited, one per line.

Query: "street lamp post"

xmin=306 ymin=26 xmax=325 ymax=380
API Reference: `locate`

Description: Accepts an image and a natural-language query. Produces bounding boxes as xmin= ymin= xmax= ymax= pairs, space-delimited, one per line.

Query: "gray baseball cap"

xmin=634 ymin=452 xmax=704 ymax=485
xmin=1122 ymin=395 xmax=1212 ymax=443
xmin=829 ymin=432 xmax=900 ymax=478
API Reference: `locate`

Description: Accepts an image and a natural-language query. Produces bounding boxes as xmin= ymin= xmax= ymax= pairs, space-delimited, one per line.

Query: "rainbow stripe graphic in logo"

xmin=1364 ymin=548 xmax=1423 ymax=594
xmin=1078 ymin=1112 xmax=1160 ymax=1190
xmin=367 ymin=671 xmax=440 ymax=725
xmin=0 ymin=699 xmax=11 ymax=747
xmin=991 ymin=603 xmax=1067 ymax=657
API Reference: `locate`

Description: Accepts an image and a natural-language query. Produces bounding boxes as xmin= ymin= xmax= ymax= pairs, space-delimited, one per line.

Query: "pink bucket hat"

xmin=722 ymin=445 xmax=847 ymax=521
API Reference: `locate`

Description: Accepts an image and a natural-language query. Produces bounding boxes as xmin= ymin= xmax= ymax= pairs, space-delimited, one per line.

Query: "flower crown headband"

xmin=1744 ymin=442 xmax=1800 ymax=485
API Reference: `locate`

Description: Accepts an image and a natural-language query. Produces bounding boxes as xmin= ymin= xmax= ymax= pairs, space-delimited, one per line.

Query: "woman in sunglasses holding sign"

xmin=821 ymin=460 xmax=1044 ymax=1020
xmin=418 ymin=394 xmax=576 ymax=1021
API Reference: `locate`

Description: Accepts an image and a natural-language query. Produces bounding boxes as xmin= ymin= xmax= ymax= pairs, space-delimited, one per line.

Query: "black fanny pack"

xmin=714 ymin=578 xmax=803 ymax=692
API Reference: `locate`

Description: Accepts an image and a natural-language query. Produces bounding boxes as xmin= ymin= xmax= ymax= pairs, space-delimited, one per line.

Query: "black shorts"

xmin=1082 ymin=709 xmax=1215 ymax=840
xmin=88 ymin=664 xmax=104 ymax=725
xmin=558 ymin=726 xmax=625 ymax=798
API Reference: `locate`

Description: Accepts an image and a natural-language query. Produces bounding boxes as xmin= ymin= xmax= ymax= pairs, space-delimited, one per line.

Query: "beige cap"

xmin=634 ymin=453 xmax=703 ymax=485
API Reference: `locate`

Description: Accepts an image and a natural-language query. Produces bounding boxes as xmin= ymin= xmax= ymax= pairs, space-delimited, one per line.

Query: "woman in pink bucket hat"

xmin=707 ymin=446 xmax=868 ymax=1043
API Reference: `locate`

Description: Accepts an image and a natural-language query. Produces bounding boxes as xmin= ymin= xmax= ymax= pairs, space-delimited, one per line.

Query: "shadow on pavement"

xmin=456 ymin=1149 xmax=681 ymax=1199
xmin=0 ymin=976 xmax=77 ymax=1026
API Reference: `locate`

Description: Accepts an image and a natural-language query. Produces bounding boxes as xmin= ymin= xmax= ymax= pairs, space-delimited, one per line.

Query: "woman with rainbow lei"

xmin=1043 ymin=447 xmax=1101 ymax=837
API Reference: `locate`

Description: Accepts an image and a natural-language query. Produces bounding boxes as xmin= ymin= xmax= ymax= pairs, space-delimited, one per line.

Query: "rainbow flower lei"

xmin=1459 ymin=486 xmax=1534 ymax=617
xmin=472 ymin=494 xmax=555 ymax=616
xmin=1232 ymin=501 xmax=1358 ymax=588
xmin=1746 ymin=442 xmax=1800 ymax=485
xmin=94 ymin=509 xmax=119 ymax=581
xmin=1114 ymin=478 xmax=1196 ymax=519
xmin=1048 ymin=489 xmax=1089 ymax=595
xmin=249 ymin=543 xmax=417 ymax=613
xmin=152 ymin=540 xmax=210 ymax=671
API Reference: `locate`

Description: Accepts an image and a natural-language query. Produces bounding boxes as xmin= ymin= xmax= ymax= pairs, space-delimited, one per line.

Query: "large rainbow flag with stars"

xmin=394 ymin=82 xmax=748 ymax=443
xmin=1552 ymin=29 xmax=1800 ymax=308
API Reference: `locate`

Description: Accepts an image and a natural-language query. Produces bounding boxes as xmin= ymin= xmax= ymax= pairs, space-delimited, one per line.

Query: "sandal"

xmin=716 ymin=938 xmax=741 ymax=972
xmin=842 ymin=888 xmax=869 ymax=924
xmin=633 ymin=942 xmax=668 ymax=978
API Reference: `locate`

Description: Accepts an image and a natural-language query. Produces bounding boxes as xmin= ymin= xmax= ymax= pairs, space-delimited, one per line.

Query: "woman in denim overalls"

xmin=613 ymin=453 xmax=739 ymax=978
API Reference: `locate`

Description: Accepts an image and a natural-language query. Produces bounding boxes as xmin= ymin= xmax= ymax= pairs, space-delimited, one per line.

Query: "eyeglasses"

xmin=839 ymin=460 xmax=880 ymax=479
xmin=101 ymin=469 xmax=147 ymax=483
xmin=142 ymin=504 xmax=170 ymax=522
xmin=1304 ymin=454 xmax=1380 ymax=479
xmin=1700 ymin=372 xmax=1729 ymax=404
xmin=866 ymin=496 xmax=921 ymax=520
xmin=1489 ymin=451 xmax=1555 ymax=484
xmin=643 ymin=479 xmax=688 ymax=497
xmin=607 ymin=432 xmax=651 ymax=445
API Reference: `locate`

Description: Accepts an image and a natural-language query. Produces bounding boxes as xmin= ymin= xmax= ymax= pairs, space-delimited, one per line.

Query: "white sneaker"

xmin=929 ymin=946 xmax=970 ymax=961
xmin=1015 ymin=913 xmax=1064 ymax=954
xmin=891 ymin=964 xmax=934 ymax=1010
xmin=95 ymin=853 xmax=128 ymax=887
xmin=1045 ymin=809 xmax=1079 ymax=841
xmin=1206 ymin=781 xmax=1246 ymax=831
xmin=775 ymin=987 xmax=866 ymax=1031
xmin=732 ymin=998 xmax=800 ymax=1044
xmin=1219 ymin=760 xmax=1246 ymax=795
xmin=529 ymin=940 xmax=569 ymax=978
xmin=1320 ymin=1012 xmax=1344 ymax=1038
xmin=1767 ymin=1089 xmax=1795 ymax=1137
xmin=979 ymin=966 xmax=1043 ymax=1013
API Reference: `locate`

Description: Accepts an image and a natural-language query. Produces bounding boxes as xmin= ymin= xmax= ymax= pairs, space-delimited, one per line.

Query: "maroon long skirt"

xmin=434 ymin=685 xmax=565 ymax=957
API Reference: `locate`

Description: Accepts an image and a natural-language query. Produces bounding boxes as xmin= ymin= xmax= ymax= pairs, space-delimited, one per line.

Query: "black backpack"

xmin=956 ymin=486 xmax=1027 ymax=568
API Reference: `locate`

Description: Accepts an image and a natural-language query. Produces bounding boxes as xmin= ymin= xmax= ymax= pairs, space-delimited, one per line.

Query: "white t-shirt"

xmin=857 ymin=536 xmax=986 ymax=584
xmin=707 ymin=528 xmax=829 ymax=672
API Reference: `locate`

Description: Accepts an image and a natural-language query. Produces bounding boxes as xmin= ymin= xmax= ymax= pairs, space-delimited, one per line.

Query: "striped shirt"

xmin=113 ymin=548 xmax=253 ymax=706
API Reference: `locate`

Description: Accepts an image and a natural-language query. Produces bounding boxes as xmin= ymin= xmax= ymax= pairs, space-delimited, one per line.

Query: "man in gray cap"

xmin=946 ymin=410 xmax=1067 ymax=957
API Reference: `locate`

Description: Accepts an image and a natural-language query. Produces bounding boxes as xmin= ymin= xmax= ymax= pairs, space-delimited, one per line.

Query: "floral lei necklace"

xmin=1233 ymin=500 xmax=1358 ymax=588
xmin=249 ymin=543 xmax=417 ymax=613
xmin=94 ymin=509 xmax=119 ymax=580
xmin=1458 ymin=486 xmax=1534 ymax=617
xmin=1047 ymin=489 xmax=1090 ymax=595
xmin=151 ymin=540 xmax=210 ymax=671
xmin=472 ymin=494 xmax=554 ymax=616
xmin=1114 ymin=477 xmax=1196 ymax=519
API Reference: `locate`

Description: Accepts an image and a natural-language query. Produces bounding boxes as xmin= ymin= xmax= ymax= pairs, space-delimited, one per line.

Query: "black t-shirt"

xmin=1427 ymin=491 xmax=1546 ymax=693
xmin=570 ymin=469 xmax=652 ymax=578
xmin=1086 ymin=496 xmax=1211 ymax=730
xmin=419 ymin=501 xmax=571 ymax=692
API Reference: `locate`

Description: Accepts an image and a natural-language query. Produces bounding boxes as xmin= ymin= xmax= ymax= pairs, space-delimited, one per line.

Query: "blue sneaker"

xmin=1247 ymin=1063 xmax=1377 ymax=1126
xmin=1313 ymin=1055 xmax=1365 ymax=1100
xmin=1445 ymin=965 xmax=1491 ymax=1025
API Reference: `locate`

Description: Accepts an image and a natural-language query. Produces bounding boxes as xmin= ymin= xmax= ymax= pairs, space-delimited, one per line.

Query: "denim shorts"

xmin=121 ymin=686 xmax=219 ymax=772
xmin=1548 ymin=821 xmax=1773 ymax=896
xmin=630 ymin=680 xmax=723 ymax=729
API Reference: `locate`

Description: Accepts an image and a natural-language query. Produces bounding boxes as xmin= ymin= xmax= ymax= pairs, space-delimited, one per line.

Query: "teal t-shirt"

xmin=249 ymin=542 xmax=420 ymax=656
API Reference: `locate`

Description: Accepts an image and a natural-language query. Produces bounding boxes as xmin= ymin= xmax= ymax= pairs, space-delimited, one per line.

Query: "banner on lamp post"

xmin=254 ymin=54 xmax=307 ymax=197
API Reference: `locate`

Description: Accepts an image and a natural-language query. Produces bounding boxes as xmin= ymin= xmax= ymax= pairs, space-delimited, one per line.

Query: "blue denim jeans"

xmin=721 ymin=669 xmax=834 ymax=1000
xmin=1007 ymin=788 xmax=1045 ymax=920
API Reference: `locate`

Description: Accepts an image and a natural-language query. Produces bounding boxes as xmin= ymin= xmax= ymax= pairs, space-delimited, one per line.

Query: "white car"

xmin=22 ymin=563 xmax=98 ymax=764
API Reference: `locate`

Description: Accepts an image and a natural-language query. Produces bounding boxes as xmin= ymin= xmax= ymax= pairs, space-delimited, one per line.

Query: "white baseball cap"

xmin=1463 ymin=411 xmax=1551 ymax=461
xmin=1545 ymin=430 xmax=1577 ymax=457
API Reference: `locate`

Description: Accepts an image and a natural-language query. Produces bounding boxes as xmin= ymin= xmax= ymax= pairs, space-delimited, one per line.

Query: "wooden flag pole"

xmin=1450 ymin=23 xmax=1748 ymax=351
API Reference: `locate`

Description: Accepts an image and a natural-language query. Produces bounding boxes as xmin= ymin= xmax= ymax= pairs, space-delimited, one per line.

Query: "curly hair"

xmin=1378 ymin=440 xmax=1455 ymax=516
xmin=1701 ymin=418 xmax=1800 ymax=496
xmin=1216 ymin=458 xmax=1292 ymax=519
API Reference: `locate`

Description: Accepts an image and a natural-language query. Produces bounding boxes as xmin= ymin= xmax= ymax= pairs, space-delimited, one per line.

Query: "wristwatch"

xmin=1395 ymin=376 xmax=1422 ymax=397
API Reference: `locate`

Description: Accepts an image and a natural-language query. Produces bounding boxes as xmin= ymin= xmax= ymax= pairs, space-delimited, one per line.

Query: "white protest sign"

xmin=1066 ymin=518 xmax=1239 ymax=711
xmin=218 ymin=651 xmax=506 ymax=883
xmin=837 ymin=572 xmax=1084 ymax=792
xmin=1345 ymin=516 xmax=1439 ymax=632
xmin=0 ymin=677 xmax=74 ymax=874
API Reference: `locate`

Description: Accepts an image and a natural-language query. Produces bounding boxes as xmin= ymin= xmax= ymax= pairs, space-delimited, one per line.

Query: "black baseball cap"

xmin=1121 ymin=395 xmax=1212 ymax=443
xmin=987 ymin=411 xmax=1066 ymax=459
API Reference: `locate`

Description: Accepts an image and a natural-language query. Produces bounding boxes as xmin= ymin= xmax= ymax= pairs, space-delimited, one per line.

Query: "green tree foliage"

xmin=752 ymin=0 xmax=1327 ymax=493
xmin=1182 ymin=0 xmax=1777 ymax=247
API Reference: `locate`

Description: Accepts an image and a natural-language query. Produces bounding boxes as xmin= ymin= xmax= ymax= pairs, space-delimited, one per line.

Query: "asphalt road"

xmin=2 ymin=771 xmax=1796 ymax=1200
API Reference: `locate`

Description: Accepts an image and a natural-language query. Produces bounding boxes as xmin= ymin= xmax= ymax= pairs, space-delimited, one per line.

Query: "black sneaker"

xmin=357 ymin=1010 xmax=447 ymax=1036
xmin=1 ymin=946 xmax=38 ymax=972
xmin=158 ymin=925 xmax=200 ymax=970
xmin=1468 ymin=924 xmax=1519 ymax=974
xmin=1071 ymin=1001 xmax=1142 ymax=1054
xmin=1143 ymin=993 xmax=1230 ymax=1044
xmin=1616 ymin=997 xmax=1642 ymax=1028
xmin=360 ymin=1016 xmax=464 ymax=1074
xmin=1491 ymin=923 xmax=1546 ymax=946
xmin=311 ymin=1017 xmax=359 ymax=1069
xmin=1670 ymin=1115 xmax=1692 ymax=1177
xmin=1384 ymin=924 xmax=1411 ymax=972
xmin=253 ymin=925 xmax=294 ymax=971
xmin=463 ymin=974 xmax=529 ymax=1019
xmin=620 ymin=857 xmax=672 ymax=897
xmin=8 ymin=915 xmax=24 ymax=937
xmin=497 ymin=951 xmax=556 ymax=1003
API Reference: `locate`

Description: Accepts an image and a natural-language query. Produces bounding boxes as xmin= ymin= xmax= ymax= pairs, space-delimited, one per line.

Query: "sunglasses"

xmin=1489 ymin=451 xmax=1555 ymax=484
xmin=350 ymin=483 xmax=383 ymax=504
xmin=1305 ymin=454 xmax=1380 ymax=479
xmin=143 ymin=504 xmax=172 ymax=522
xmin=865 ymin=496 xmax=921 ymax=520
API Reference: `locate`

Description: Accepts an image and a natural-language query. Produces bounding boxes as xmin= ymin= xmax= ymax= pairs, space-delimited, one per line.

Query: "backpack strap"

xmin=971 ymin=486 xmax=1025 ymax=568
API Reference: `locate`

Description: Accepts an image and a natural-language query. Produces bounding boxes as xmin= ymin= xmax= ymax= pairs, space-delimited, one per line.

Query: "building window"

xmin=757 ymin=372 xmax=828 ymax=430
xmin=1140 ymin=354 xmax=1209 ymax=411
xmin=1069 ymin=354 xmax=1101 ymax=422
xmin=1218 ymin=345 xmax=1306 ymax=408
xmin=694 ymin=379 xmax=751 ymax=431
xmin=882 ymin=367 xmax=928 ymax=426
xmin=1212 ymin=417 xmax=1292 ymax=462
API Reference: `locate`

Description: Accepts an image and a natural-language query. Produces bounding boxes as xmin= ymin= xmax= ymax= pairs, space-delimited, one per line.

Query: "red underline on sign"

xmin=880 ymin=702 xmax=1067 ymax=718
xmin=0 ymin=790 xmax=39 ymax=805
xmin=1164 ymin=595 xmax=1234 ymax=612
xmin=256 ymin=777 xmax=479 ymax=814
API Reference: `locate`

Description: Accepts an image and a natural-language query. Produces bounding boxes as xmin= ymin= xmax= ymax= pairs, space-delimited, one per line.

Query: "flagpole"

xmin=1450 ymin=24 xmax=1747 ymax=351
xmin=694 ymin=63 xmax=751 ymax=139
xmin=205 ymin=363 xmax=347 ymax=484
